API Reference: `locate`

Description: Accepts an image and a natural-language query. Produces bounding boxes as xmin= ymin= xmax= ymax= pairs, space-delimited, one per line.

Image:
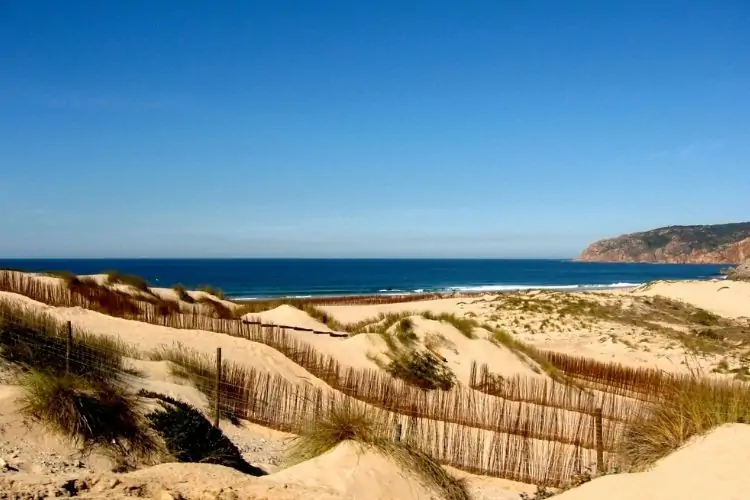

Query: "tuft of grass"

xmin=141 ymin=390 xmax=266 ymax=476
xmin=690 ymin=308 xmax=720 ymax=326
xmin=172 ymin=284 xmax=195 ymax=304
xmin=197 ymin=296 xmax=235 ymax=319
xmin=44 ymin=270 xmax=81 ymax=287
xmin=105 ymin=270 xmax=150 ymax=291
xmin=619 ymin=377 xmax=750 ymax=470
xmin=395 ymin=317 xmax=418 ymax=345
xmin=301 ymin=304 xmax=345 ymax=331
xmin=19 ymin=371 xmax=155 ymax=456
xmin=289 ymin=402 xmax=470 ymax=500
xmin=197 ymin=285 xmax=226 ymax=300
xmin=486 ymin=325 xmax=561 ymax=379
xmin=425 ymin=312 xmax=478 ymax=339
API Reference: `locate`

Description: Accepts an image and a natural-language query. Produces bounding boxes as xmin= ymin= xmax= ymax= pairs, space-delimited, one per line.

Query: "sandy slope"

xmin=555 ymin=424 xmax=750 ymax=500
xmin=0 ymin=291 xmax=327 ymax=388
xmin=322 ymin=292 xmax=727 ymax=373
xmin=631 ymin=279 xmax=750 ymax=319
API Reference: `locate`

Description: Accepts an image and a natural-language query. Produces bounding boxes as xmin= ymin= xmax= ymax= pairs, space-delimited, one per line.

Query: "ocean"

xmin=0 ymin=258 xmax=727 ymax=300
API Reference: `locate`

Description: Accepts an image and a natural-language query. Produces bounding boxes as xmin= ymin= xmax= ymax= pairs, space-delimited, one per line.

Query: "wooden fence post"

xmin=594 ymin=407 xmax=604 ymax=474
xmin=214 ymin=347 xmax=222 ymax=428
xmin=65 ymin=321 xmax=73 ymax=375
xmin=393 ymin=423 xmax=402 ymax=443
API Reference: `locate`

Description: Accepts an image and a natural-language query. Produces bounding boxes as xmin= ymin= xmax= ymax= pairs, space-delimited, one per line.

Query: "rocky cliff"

xmin=578 ymin=222 xmax=750 ymax=264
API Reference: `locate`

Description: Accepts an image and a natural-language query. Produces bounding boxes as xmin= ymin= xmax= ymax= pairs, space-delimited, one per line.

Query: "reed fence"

xmin=469 ymin=362 xmax=649 ymax=424
xmin=0 ymin=271 xmax=638 ymax=451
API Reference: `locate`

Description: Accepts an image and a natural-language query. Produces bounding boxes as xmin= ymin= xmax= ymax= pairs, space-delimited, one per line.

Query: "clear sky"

xmin=1 ymin=1 xmax=748 ymax=258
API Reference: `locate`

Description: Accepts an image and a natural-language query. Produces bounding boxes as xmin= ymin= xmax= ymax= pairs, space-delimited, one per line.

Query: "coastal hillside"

xmin=579 ymin=222 xmax=750 ymax=263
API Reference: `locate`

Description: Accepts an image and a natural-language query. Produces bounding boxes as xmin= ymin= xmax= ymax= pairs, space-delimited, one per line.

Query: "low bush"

xmin=142 ymin=391 xmax=265 ymax=476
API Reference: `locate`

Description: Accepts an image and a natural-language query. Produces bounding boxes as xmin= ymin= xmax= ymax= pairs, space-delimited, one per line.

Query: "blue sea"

xmin=0 ymin=259 xmax=727 ymax=300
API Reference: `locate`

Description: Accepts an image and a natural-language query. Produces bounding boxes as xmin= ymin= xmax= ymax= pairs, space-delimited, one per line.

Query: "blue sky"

xmin=1 ymin=1 xmax=748 ymax=258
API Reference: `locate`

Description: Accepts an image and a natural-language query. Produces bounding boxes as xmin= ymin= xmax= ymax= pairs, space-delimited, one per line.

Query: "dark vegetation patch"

xmin=105 ymin=270 xmax=151 ymax=292
xmin=141 ymin=390 xmax=266 ymax=476
xmin=386 ymin=350 xmax=456 ymax=390
xmin=172 ymin=284 xmax=195 ymax=303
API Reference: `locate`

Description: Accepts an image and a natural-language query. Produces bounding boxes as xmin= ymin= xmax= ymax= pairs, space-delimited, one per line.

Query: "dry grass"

xmin=197 ymin=285 xmax=226 ymax=300
xmin=289 ymin=402 xmax=470 ymax=500
xmin=619 ymin=377 xmax=750 ymax=470
xmin=422 ymin=312 xmax=478 ymax=338
xmin=0 ymin=300 xmax=129 ymax=382
xmin=19 ymin=371 xmax=156 ymax=456
xmin=172 ymin=284 xmax=195 ymax=303
xmin=105 ymin=270 xmax=151 ymax=292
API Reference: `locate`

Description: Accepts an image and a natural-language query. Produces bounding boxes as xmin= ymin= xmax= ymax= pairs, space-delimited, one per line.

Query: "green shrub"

xmin=142 ymin=391 xmax=265 ymax=476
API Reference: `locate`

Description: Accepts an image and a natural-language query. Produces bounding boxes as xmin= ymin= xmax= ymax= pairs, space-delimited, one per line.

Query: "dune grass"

xmin=19 ymin=370 xmax=155 ymax=456
xmin=1 ymin=299 xmax=154 ymax=456
xmin=196 ymin=296 xmax=236 ymax=319
xmin=172 ymin=284 xmax=195 ymax=303
xmin=0 ymin=300 xmax=129 ymax=381
xmin=485 ymin=325 xmax=561 ymax=379
xmin=197 ymin=285 xmax=226 ymax=300
xmin=619 ymin=377 xmax=750 ymax=470
xmin=148 ymin=343 xmax=250 ymax=422
xmin=105 ymin=270 xmax=151 ymax=292
xmin=421 ymin=312 xmax=478 ymax=338
xmin=288 ymin=402 xmax=470 ymax=500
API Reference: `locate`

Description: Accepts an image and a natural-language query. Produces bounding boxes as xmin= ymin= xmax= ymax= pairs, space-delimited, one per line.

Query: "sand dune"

xmin=555 ymin=423 xmax=750 ymax=500
xmin=631 ymin=279 xmax=750 ymax=319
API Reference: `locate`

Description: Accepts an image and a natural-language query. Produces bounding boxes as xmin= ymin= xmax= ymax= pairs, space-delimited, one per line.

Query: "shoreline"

xmin=232 ymin=284 xmax=645 ymax=305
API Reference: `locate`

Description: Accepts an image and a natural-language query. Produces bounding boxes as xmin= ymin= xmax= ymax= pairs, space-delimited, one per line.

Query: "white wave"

xmin=413 ymin=289 xmax=425 ymax=293
xmin=378 ymin=288 xmax=404 ymax=292
xmin=231 ymin=296 xmax=259 ymax=301
xmin=446 ymin=282 xmax=643 ymax=293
